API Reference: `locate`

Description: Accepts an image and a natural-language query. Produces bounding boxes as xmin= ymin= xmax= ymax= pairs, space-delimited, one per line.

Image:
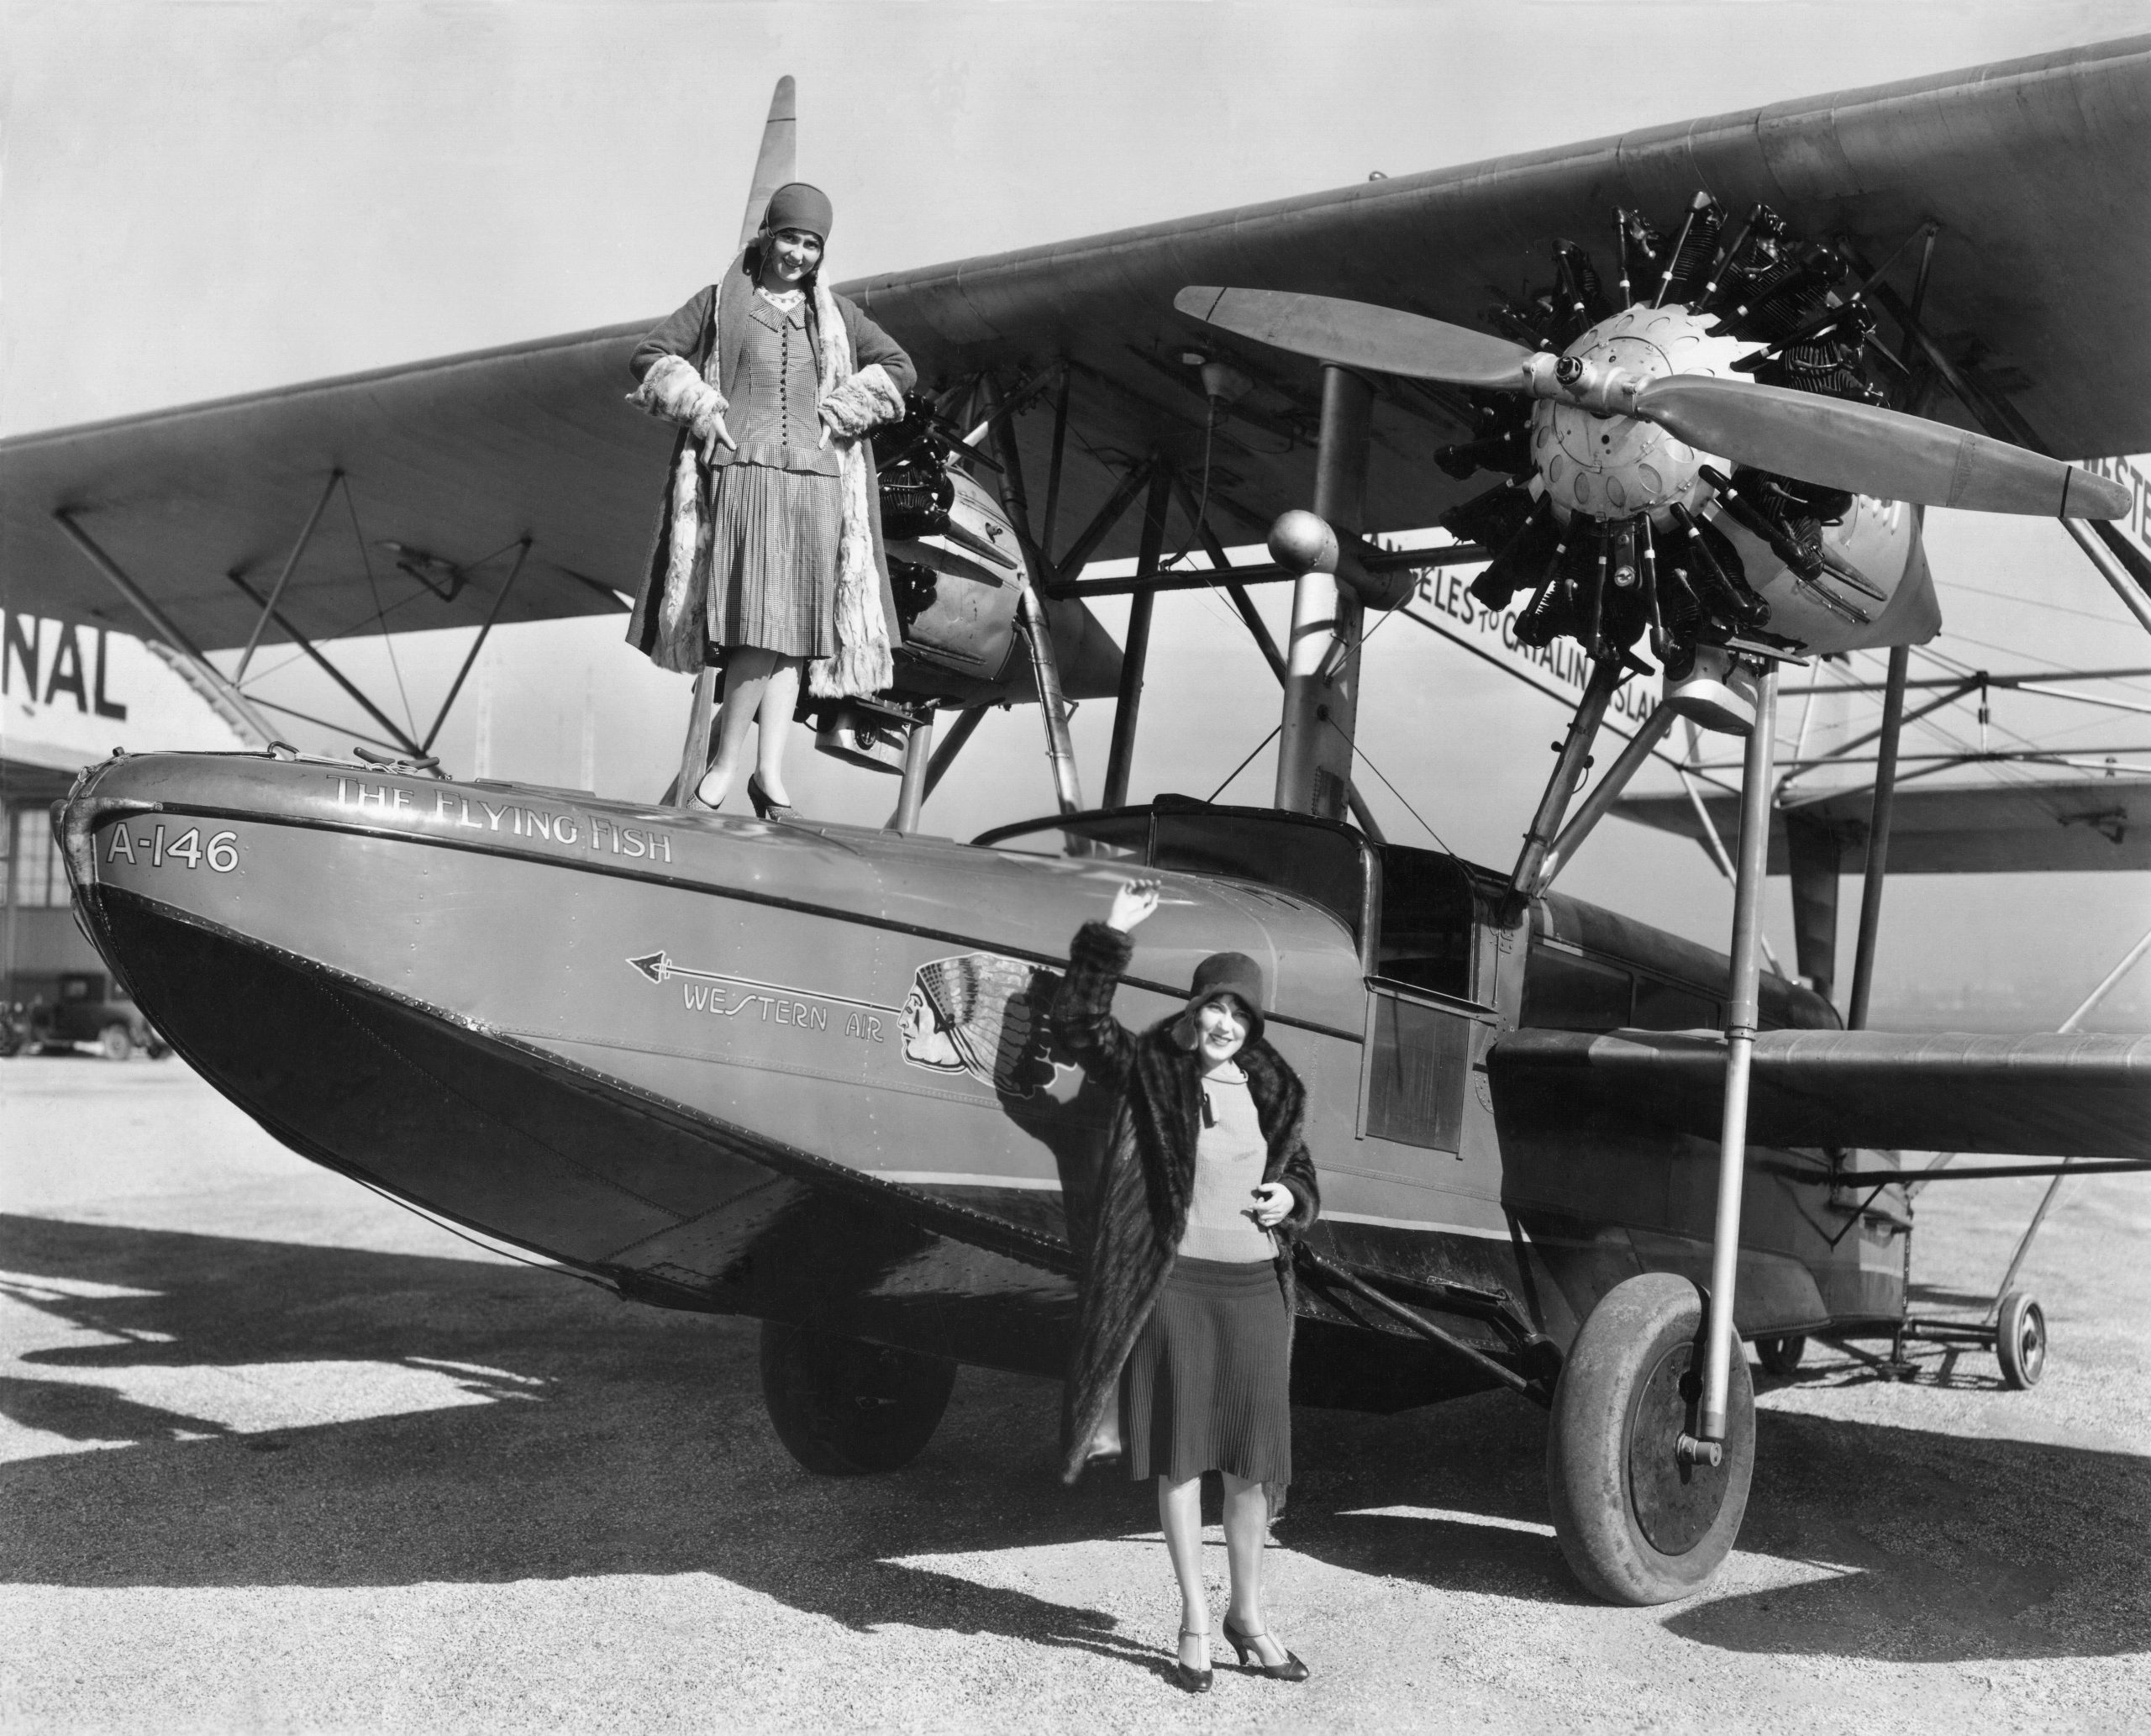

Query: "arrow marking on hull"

xmin=626 ymin=950 xmax=901 ymax=1015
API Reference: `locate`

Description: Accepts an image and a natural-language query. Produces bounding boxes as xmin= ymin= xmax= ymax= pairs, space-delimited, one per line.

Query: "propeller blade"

xmin=1633 ymin=375 xmax=2132 ymax=518
xmin=1175 ymin=287 xmax=1537 ymax=389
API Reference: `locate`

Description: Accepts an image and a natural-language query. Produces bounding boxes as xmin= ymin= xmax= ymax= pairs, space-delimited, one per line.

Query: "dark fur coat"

xmin=1053 ymin=919 xmax=1319 ymax=1484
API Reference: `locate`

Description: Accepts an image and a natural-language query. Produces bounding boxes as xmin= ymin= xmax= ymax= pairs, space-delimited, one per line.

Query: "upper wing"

xmin=0 ymin=325 xmax=657 ymax=650
xmin=1489 ymin=1026 xmax=2151 ymax=1161
xmin=3 ymin=36 xmax=2145 ymax=650
xmin=854 ymin=34 xmax=2151 ymax=566
xmin=1616 ymin=776 xmax=2151 ymax=875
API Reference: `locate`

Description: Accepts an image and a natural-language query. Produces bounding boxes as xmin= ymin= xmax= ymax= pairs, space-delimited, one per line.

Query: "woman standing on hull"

xmin=1055 ymin=877 xmax=1320 ymax=1693
xmin=625 ymin=182 xmax=915 ymax=815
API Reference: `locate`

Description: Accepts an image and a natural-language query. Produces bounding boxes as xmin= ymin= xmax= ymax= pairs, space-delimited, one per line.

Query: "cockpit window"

xmin=1372 ymin=846 xmax=1476 ymax=1001
xmin=1149 ymin=813 xmax=1364 ymax=938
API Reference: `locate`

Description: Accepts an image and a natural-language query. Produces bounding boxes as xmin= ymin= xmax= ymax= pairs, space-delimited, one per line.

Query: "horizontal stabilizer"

xmin=1489 ymin=1026 xmax=2151 ymax=1161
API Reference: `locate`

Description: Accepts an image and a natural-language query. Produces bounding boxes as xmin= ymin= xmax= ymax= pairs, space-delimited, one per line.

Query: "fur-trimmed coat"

xmin=624 ymin=245 xmax=917 ymax=689
xmin=1053 ymin=919 xmax=1320 ymax=1484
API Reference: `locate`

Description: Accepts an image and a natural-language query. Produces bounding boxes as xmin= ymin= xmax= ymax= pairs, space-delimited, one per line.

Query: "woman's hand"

xmin=1106 ymin=876 xmax=1162 ymax=933
xmin=1249 ymin=1182 xmax=1293 ymax=1229
xmin=698 ymin=405 xmax=738 ymax=459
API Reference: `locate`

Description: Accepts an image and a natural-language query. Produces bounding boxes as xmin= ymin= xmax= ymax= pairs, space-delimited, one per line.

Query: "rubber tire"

xmin=1546 ymin=1272 xmax=1756 ymax=1606
xmin=759 ymin=1320 xmax=957 ymax=1476
xmin=1755 ymin=1334 xmax=1807 ymax=1377
xmin=99 ymin=1023 xmax=134 ymax=1062
xmin=1995 ymin=1291 xmax=2047 ymax=1390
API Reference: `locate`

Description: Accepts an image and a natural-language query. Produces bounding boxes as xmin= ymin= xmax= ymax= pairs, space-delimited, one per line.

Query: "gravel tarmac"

xmin=3 ymin=1055 xmax=2147 ymax=1733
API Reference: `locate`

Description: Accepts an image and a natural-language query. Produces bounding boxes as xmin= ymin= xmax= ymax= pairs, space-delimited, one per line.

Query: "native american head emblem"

xmin=899 ymin=951 xmax=1060 ymax=1097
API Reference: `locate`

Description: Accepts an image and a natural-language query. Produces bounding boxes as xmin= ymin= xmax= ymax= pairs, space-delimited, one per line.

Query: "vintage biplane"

xmin=7 ymin=37 xmax=2151 ymax=1607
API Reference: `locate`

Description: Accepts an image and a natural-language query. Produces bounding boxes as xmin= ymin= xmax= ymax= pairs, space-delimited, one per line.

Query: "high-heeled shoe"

xmin=1171 ymin=1628 xmax=1212 ymax=1694
xmin=746 ymin=775 xmax=794 ymax=820
xmin=1221 ymin=1618 xmax=1309 ymax=1681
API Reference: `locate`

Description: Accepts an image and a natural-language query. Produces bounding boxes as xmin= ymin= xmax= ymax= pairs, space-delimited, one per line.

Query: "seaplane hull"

xmin=60 ymin=751 xmax=1904 ymax=1414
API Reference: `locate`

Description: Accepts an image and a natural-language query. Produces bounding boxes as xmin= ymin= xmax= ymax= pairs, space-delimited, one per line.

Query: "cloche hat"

xmin=762 ymin=181 xmax=834 ymax=243
xmin=1182 ymin=950 xmax=1266 ymax=1041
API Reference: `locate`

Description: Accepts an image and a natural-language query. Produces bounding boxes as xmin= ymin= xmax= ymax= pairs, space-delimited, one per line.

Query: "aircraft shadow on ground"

xmin=3 ymin=1214 xmax=2143 ymax=1668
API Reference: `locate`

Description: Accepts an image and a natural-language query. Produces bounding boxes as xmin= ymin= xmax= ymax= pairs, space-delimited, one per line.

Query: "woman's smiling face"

xmin=1191 ymin=996 xmax=1249 ymax=1067
xmin=763 ymin=227 xmax=823 ymax=287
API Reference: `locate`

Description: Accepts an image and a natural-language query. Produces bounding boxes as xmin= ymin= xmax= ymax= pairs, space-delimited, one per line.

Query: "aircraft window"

xmin=1632 ymin=977 xmax=1719 ymax=1031
xmin=1373 ymin=847 xmax=1475 ymax=1001
xmin=1150 ymin=813 xmax=1365 ymax=939
xmin=1365 ymin=991 xmax=1470 ymax=1150
xmin=1521 ymin=947 xmax=1633 ymax=1031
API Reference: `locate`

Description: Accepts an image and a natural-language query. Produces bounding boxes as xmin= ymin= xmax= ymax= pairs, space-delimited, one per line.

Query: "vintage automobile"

xmin=29 ymin=971 xmax=169 ymax=1060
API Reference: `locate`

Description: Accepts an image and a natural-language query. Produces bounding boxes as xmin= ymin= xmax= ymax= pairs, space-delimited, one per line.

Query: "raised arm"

xmin=1052 ymin=878 xmax=1160 ymax=1088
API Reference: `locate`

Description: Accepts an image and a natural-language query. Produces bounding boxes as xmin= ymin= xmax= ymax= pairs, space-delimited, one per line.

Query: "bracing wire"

xmin=341 ymin=480 xmax=420 ymax=740
xmin=1341 ymin=731 xmax=1452 ymax=853
xmin=1207 ymin=723 xmax=1281 ymax=802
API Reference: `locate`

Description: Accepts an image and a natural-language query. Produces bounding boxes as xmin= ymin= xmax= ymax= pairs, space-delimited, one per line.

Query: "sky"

xmin=3 ymin=0 xmax=2148 ymax=1029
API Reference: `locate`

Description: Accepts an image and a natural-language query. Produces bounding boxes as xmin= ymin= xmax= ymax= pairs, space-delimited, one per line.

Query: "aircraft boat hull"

xmin=59 ymin=751 xmax=1906 ymax=1408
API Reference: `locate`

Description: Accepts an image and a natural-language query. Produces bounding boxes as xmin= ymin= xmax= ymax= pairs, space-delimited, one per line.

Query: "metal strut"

xmin=224 ymin=570 xmax=429 ymax=761
xmin=51 ymin=510 xmax=277 ymax=747
xmin=1275 ymin=365 xmax=1374 ymax=820
xmin=1846 ymin=644 xmax=1909 ymax=1028
xmin=1296 ymin=1246 xmax=1548 ymax=1405
xmin=423 ymin=539 xmax=530 ymax=755
xmin=1506 ymin=653 xmax=1627 ymax=913
xmin=1686 ymin=662 xmax=1782 ymax=1459
xmin=1102 ymin=465 xmax=1175 ymax=809
xmin=890 ymin=708 xmax=935 ymax=834
xmin=234 ymin=470 xmax=341 ymax=682
xmin=1533 ymin=703 xmax=1678 ymax=894
xmin=984 ymin=371 xmax=1087 ymax=816
xmin=1982 ymin=921 xmax=2151 ymax=1307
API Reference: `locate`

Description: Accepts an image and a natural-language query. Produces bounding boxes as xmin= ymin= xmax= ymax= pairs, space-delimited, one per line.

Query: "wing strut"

xmin=234 ymin=470 xmax=340 ymax=682
xmin=1102 ymin=465 xmax=1176 ymax=808
xmin=983 ymin=371 xmax=1086 ymax=815
xmin=224 ymin=570 xmax=429 ymax=763
xmin=50 ymin=510 xmax=276 ymax=747
xmin=1844 ymin=644 xmax=1910 ymax=1028
xmin=1974 ymin=921 xmax=2151 ymax=1307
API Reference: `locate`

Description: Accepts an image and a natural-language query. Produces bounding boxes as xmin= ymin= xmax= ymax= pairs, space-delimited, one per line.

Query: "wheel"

xmin=759 ymin=1320 xmax=956 ymax=1476
xmin=1754 ymin=1334 xmax=1807 ymax=1378
xmin=1546 ymin=1273 xmax=1756 ymax=1606
xmin=98 ymin=1023 xmax=134 ymax=1062
xmin=1995 ymin=1291 xmax=2047 ymax=1389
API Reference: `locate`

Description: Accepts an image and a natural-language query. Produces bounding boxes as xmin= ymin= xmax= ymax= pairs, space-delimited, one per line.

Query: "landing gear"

xmin=758 ymin=1320 xmax=957 ymax=1476
xmin=1754 ymin=1334 xmax=1807 ymax=1377
xmin=1546 ymin=1274 xmax=1756 ymax=1606
xmin=1995 ymin=1291 xmax=2047 ymax=1390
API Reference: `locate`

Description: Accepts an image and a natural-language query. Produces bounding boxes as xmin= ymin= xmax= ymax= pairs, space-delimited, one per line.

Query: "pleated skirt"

xmin=1122 ymin=1256 xmax=1291 ymax=1485
xmin=705 ymin=461 xmax=843 ymax=659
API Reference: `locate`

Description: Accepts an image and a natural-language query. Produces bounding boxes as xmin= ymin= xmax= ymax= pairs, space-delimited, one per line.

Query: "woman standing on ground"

xmin=1054 ymin=876 xmax=1320 ymax=1693
xmin=625 ymin=182 xmax=915 ymax=816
